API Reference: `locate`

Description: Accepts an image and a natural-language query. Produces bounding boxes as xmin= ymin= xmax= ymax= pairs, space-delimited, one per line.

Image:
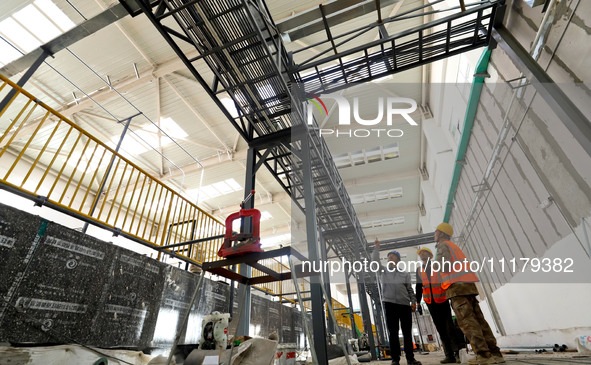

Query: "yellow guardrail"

xmin=331 ymin=298 xmax=374 ymax=334
xmin=0 ymin=73 xmax=225 ymax=264
xmin=0 ymin=73 xmax=371 ymax=332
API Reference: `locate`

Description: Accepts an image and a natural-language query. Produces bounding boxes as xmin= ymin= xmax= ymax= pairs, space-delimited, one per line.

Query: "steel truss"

xmin=130 ymin=0 xmax=369 ymax=265
xmin=128 ymin=0 xmax=506 ymax=362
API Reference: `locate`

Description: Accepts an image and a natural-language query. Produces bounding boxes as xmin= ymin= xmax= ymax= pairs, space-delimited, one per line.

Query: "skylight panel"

xmin=260 ymin=211 xmax=272 ymax=221
xmin=193 ymin=178 xmax=242 ymax=202
xmin=213 ymin=181 xmax=234 ymax=195
xmin=351 ymin=195 xmax=364 ymax=205
xmin=226 ymin=178 xmax=242 ymax=191
xmin=334 ymin=155 xmax=351 ymax=169
xmin=34 ymin=0 xmax=75 ymax=32
xmin=375 ymin=190 xmax=390 ymax=201
xmin=143 ymin=119 xmax=186 ymax=146
xmin=390 ymin=187 xmax=403 ymax=198
xmin=13 ymin=5 xmax=61 ymax=43
xmin=0 ymin=17 xmax=41 ymax=52
xmin=0 ymin=1 xmax=74 ymax=64
xmin=160 ymin=117 xmax=188 ymax=138
xmin=200 ymin=185 xmax=220 ymax=200
xmin=220 ymin=97 xmax=239 ymax=118
xmin=351 ymin=151 xmax=364 ymax=166
xmin=260 ymin=233 xmax=290 ymax=248
xmin=0 ymin=40 xmax=22 ymax=66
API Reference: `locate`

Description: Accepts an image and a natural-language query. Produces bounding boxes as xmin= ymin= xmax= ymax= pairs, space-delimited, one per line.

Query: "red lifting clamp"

xmin=217 ymin=190 xmax=263 ymax=258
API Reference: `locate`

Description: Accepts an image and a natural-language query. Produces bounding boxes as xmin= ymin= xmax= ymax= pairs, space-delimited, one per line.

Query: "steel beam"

xmin=373 ymin=232 xmax=435 ymax=251
xmin=277 ymin=0 xmax=401 ymax=42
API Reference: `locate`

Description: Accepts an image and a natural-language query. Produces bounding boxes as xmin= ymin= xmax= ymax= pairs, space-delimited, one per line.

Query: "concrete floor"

xmin=367 ymin=351 xmax=591 ymax=364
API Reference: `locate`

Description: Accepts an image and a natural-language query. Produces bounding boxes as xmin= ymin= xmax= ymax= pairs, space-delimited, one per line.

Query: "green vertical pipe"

xmin=444 ymin=47 xmax=492 ymax=223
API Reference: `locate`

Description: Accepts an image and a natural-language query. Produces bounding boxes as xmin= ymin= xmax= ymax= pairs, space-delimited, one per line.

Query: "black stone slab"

xmin=1 ymin=221 xmax=116 ymax=344
xmin=0 ymin=202 xmax=46 ymax=342
xmin=293 ymin=309 xmax=305 ymax=348
xmin=250 ymin=294 xmax=267 ymax=337
xmin=281 ymin=305 xmax=295 ymax=343
xmin=197 ymin=279 xmax=230 ymax=316
xmin=151 ymin=266 xmax=199 ymax=346
xmin=0 ymin=203 xmax=304 ymax=349
xmin=267 ymin=300 xmax=282 ymax=338
xmin=88 ymin=247 xmax=166 ymax=348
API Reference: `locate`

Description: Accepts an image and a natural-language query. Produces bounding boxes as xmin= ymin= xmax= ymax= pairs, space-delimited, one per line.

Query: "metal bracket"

xmin=33 ymin=195 xmax=48 ymax=207
xmin=471 ymin=182 xmax=490 ymax=193
xmin=474 ymin=71 xmax=490 ymax=78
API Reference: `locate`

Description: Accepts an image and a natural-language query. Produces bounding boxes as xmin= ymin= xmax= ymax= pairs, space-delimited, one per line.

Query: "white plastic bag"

xmin=576 ymin=335 xmax=591 ymax=355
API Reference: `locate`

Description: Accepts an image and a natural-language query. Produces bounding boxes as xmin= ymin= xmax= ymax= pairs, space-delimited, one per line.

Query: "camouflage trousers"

xmin=450 ymin=295 xmax=500 ymax=357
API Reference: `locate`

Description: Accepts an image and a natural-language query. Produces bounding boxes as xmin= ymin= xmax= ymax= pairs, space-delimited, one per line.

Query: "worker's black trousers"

xmin=384 ymin=302 xmax=416 ymax=362
xmin=427 ymin=300 xmax=459 ymax=358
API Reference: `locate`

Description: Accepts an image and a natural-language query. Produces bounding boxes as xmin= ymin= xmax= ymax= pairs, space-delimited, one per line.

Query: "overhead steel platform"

xmin=292 ymin=0 xmax=504 ymax=94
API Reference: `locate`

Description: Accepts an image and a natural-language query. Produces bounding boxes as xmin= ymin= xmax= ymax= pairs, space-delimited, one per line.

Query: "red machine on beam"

xmin=217 ymin=190 xmax=263 ymax=258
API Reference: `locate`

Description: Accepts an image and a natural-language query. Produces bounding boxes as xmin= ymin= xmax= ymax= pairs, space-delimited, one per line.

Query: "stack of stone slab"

xmin=0 ymin=202 xmax=304 ymax=350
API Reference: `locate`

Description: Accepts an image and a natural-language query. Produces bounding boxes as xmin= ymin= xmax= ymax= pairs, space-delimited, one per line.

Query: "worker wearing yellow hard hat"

xmin=433 ymin=223 xmax=505 ymax=365
xmin=417 ymin=247 xmax=433 ymax=257
xmin=415 ymin=244 xmax=459 ymax=363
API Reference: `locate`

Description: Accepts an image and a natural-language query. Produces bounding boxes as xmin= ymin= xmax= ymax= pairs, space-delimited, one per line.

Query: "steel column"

xmin=235 ymin=147 xmax=257 ymax=336
xmin=301 ymin=136 xmax=328 ymax=365
xmin=319 ymin=233 xmax=335 ymax=335
xmin=371 ymin=297 xmax=387 ymax=352
xmin=357 ymin=279 xmax=377 ymax=360
xmin=344 ymin=271 xmax=358 ymax=339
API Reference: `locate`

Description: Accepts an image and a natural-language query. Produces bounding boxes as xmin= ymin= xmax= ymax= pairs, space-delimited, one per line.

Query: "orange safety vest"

xmin=418 ymin=263 xmax=447 ymax=304
xmin=439 ymin=240 xmax=479 ymax=290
